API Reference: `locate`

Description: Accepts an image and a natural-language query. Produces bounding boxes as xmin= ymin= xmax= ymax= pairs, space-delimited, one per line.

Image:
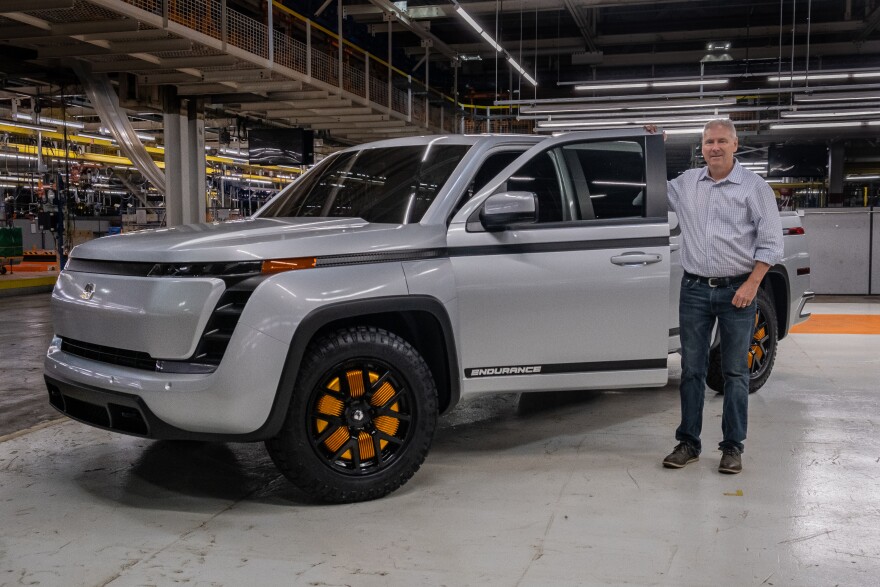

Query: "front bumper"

xmin=43 ymin=322 xmax=291 ymax=440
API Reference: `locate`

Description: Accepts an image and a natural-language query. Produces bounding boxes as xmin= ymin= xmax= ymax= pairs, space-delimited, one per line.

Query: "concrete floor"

xmin=1 ymin=295 xmax=879 ymax=586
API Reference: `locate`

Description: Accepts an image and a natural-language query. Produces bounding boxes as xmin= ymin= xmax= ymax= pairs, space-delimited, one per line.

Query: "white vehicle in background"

xmin=45 ymin=130 xmax=813 ymax=502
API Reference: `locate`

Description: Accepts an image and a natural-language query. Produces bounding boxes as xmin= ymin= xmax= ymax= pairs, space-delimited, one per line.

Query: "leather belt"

xmin=683 ymin=271 xmax=751 ymax=288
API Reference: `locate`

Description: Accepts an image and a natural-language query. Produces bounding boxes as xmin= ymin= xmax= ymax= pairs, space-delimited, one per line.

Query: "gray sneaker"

xmin=718 ymin=448 xmax=742 ymax=474
xmin=663 ymin=443 xmax=699 ymax=468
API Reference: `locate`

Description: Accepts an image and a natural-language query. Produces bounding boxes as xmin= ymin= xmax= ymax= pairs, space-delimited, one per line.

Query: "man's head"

xmin=702 ymin=119 xmax=738 ymax=179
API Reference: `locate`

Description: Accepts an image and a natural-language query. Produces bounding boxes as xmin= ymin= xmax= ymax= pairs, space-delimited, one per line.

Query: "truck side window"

xmin=507 ymin=151 xmax=566 ymax=223
xmin=451 ymin=150 xmax=525 ymax=218
xmin=561 ymin=139 xmax=647 ymax=220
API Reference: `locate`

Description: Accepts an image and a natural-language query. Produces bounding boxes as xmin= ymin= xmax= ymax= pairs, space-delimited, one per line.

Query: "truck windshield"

xmin=257 ymin=144 xmax=470 ymax=223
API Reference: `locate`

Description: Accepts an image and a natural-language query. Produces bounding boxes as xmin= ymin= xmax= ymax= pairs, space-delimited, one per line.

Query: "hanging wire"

xmin=805 ymin=0 xmax=813 ymax=88
xmin=776 ymin=0 xmax=784 ymax=119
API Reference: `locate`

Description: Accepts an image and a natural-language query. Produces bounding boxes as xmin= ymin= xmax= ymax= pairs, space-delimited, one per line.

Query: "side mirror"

xmin=479 ymin=191 xmax=538 ymax=231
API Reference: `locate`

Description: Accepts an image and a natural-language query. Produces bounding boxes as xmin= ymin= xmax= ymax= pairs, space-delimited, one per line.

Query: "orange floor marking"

xmin=791 ymin=314 xmax=880 ymax=335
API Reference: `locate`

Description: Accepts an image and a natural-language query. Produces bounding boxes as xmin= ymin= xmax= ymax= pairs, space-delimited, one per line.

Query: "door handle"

xmin=610 ymin=252 xmax=663 ymax=266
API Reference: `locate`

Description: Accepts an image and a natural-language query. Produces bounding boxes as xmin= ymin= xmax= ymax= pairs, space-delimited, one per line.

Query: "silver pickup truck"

xmin=44 ymin=130 xmax=813 ymax=502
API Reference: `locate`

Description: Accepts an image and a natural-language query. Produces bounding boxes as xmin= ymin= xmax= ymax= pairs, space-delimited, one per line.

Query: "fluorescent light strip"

xmin=575 ymin=79 xmax=727 ymax=91
xmin=575 ymin=82 xmax=649 ymax=91
xmin=663 ymin=127 xmax=706 ymax=135
xmin=507 ymin=57 xmax=537 ymax=87
xmin=846 ymin=174 xmax=880 ymax=180
xmin=537 ymin=121 xmax=631 ymax=128
xmin=0 ymin=119 xmax=55 ymax=132
xmin=769 ymin=121 xmax=865 ymax=129
xmin=768 ymin=73 xmax=850 ymax=82
xmin=14 ymin=113 xmax=85 ymax=129
xmin=78 ymin=132 xmax=114 ymax=141
xmin=852 ymin=72 xmax=880 ymax=78
xmin=454 ymin=5 xmax=483 ymax=34
xmin=480 ymin=30 xmax=502 ymax=52
xmin=652 ymin=79 xmax=728 ymax=87
xmin=781 ymin=110 xmax=880 ymax=118
xmin=794 ymin=93 xmax=880 ymax=103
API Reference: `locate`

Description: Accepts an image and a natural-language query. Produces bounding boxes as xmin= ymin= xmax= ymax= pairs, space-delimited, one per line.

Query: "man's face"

xmin=701 ymin=124 xmax=738 ymax=177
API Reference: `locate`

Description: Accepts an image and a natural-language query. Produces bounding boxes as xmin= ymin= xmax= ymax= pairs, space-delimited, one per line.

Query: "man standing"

xmin=657 ymin=119 xmax=783 ymax=474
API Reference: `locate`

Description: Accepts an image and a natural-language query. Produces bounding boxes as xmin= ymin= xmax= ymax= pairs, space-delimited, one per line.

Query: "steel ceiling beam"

xmin=364 ymin=0 xmax=460 ymax=62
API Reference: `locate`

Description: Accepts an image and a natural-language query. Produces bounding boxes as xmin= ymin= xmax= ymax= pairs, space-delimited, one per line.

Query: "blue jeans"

xmin=676 ymin=275 xmax=755 ymax=453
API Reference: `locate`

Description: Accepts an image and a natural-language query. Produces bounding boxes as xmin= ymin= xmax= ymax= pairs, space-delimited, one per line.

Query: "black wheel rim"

xmin=306 ymin=358 xmax=414 ymax=476
xmin=748 ymin=307 xmax=771 ymax=378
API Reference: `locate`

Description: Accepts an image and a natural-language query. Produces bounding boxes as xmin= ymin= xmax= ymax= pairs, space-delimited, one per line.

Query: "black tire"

xmin=266 ymin=326 xmax=438 ymax=503
xmin=707 ymin=287 xmax=778 ymax=394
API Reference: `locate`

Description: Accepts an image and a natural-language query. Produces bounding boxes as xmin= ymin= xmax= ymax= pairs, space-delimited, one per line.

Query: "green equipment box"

xmin=0 ymin=227 xmax=24 ymax=258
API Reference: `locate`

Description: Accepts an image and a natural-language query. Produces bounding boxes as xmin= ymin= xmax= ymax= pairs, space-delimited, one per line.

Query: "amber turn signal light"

xmin=261 ymin=257 xmax=317 ymax=274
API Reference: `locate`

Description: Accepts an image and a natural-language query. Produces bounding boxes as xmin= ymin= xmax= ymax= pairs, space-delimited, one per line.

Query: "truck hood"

xmin=69 ymin=218 xmax=447 ymax=263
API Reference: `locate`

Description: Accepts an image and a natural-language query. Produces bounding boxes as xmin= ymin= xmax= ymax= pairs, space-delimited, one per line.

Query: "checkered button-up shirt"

xmin=668 ymin=159 xmax=783 ymax=278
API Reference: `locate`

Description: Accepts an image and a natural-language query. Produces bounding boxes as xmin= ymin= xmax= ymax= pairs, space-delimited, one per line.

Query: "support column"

xmin=162 ymin=86 xmax=183 ymax=227
xmin=185 ymin=99 xmax=206 ymax=224
xmin=828 ymin=141 xmax=845 ymax=207
xmin=162 ymin=88 xmax=207 ymax=226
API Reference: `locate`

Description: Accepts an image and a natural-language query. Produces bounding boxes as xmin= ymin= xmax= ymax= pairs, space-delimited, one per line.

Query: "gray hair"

xmin=703 ymin=118 xmax=737 ymax=138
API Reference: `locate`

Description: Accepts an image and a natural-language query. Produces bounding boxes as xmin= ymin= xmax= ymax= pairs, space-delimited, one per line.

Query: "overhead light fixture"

xmin=536 ymin=114 xmax=728 ymax=129
xmin=769 ymin=121 xmax=865 ymax=129
xmin=575 ymin=82 xmax=649 ymax=91
xmin=78 ymin=132 xmax=114 ymax=141
xmin=768 ymin=73 xmax=850 ymax=83
xmin=454 ymin=5 xmax=484 ymax=34
xmin=536 ymin=120 xmax=631 ymax=128
xmin=652 ymin=79 xmax=728 ymax=87
xmin=663 ymin=127 xmax=707 ymax=135
xmin=852 ymin=72 xmax=880 ymax=78
xmin=706 ymin=42 xmax=731 ymax=51
xmin=845 ymin=174 xmax=880 ymax=180
xmin=781 ymin=109 xmax=880 ymax=118
xmin=639 ymin=99 xmax=737 ymax=109
xmin=14 ymin=113 xmax=85 ymax=129
xmin=794 ymin=92 xmax=880 ymax=103
xmin=453 ymin=3 xmax=500 ymax=51
xmin=575 ymin=79 xmax=727 ymax=91
xmin=0 ymin=118 xmax=56 ymax=132
xmin=480 ymin=30 xmax=502 ymax=52
xmin=507 ymin=57 xmax=537 ymax=87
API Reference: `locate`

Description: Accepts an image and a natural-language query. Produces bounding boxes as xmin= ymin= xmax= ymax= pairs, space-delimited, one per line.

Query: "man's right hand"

xmin=644 ymin=125 xmax=666 ymax=141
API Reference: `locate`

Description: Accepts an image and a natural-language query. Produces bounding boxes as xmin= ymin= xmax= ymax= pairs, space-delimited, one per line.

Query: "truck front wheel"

xmin=266 ymin=326 xmax=438 ymax=503
xmin=706 ymin=287 xmax=778 ymax=394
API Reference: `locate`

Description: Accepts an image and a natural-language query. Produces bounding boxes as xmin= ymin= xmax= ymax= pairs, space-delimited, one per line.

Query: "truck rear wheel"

xmin=266 ymin=326 xmax=438 ymax=503
xmin=707 ymin=287 xmax=778 ymax=394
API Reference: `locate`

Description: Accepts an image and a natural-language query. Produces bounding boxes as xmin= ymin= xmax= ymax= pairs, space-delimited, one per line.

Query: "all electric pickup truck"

xmin=45 ymin=130 xmax=813 ymax=502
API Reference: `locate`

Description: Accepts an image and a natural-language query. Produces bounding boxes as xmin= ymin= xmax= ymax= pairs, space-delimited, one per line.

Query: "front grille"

xmin=60 ymin=276 xmax=263 ymax=371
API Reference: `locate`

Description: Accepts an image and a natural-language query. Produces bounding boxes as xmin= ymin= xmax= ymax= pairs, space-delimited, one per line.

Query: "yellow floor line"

xmin=791 ymin=314 xmax=880 ymax=335
xmin=0 ymin=418 xmax=67 ymax=444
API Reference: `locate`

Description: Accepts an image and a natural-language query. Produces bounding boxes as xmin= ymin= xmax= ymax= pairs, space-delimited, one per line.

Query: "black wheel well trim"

xmin=262 ymin=295 xmax=460 ymax=438
xmin=764 ymin=265 xmax=791 ymax=339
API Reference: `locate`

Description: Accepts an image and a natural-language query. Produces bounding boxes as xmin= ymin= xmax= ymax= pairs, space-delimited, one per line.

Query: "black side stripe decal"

xmin=66 ymin=237 xmax=670 ymax=276
xmin=466 ymin=358 xmax=667 ymax=378
xmin=315 ymin=236 xmax=670 ymax=267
